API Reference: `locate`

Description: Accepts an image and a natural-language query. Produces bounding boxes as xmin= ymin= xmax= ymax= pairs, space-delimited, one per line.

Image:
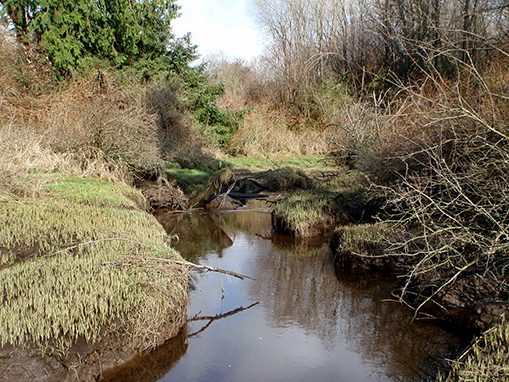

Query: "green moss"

xmin=0 ymin=174 xmax=186 ymax=352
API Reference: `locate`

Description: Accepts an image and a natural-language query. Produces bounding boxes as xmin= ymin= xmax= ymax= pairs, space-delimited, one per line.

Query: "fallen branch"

xmin=187 ymin=302 xmax=259 ymax=338
xmin=35 ymin=237 xmax=254 ymax=281
xmin=105 ymin=254 xmax=255 ymax=281
xmin=145 ymin=257 xmax=256 ymax=281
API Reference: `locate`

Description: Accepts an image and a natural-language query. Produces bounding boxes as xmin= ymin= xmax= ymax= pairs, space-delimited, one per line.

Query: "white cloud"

xmin=172 ymin=0 xmax=264 ymax=61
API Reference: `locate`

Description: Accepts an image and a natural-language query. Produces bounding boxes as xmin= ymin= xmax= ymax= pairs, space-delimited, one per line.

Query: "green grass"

xmin=223 ymin=155 xmax=335 ymax=174
xmin=272 ymin=190 xmax=336 ymax=237
xmin=0 ymin=175 xmax=187 ymax=352
xmin=165 ymin=166 xmax=214 ymax=196
xmin=165 ymin=155 xmax=338 ymax=197
xmin=271 ymin=169 xmax=368 ymax=237
xmin=42 ymin=176 xmax=146 ymax=209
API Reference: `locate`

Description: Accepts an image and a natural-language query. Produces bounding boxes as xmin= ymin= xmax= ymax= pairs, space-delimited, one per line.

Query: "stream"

xmin=105 ymin=198 xmax=469 ymax=382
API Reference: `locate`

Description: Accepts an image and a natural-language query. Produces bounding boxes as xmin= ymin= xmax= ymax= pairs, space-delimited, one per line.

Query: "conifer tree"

xmin=0 ymin=0 xmax=194 ymax=76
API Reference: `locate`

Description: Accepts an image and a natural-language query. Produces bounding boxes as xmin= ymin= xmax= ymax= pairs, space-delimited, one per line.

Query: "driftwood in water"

xmin=227 ymin=192 xmax=269 ymax=200
xmin=188 ymin=302 xmax=259 ymax=338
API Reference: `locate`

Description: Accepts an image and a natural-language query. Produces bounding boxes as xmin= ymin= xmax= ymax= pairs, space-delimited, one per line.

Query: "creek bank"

xmin=330 ymin=225 xmax=509 ymax=332
xmin=271 ymin=186 xmax=379 ymax=238
xmin=0 ymin=322 xmax=183 ymax=382
xmin=0 ymin=175 xmax=189 ymax=382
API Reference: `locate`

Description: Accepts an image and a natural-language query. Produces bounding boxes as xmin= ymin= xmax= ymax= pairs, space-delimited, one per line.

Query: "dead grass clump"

xmin=209 ymin=168 xmax=235 ymax=189
xmin=0 ymin=125 xmax=78 ymax=200
xmin=230 ymin=107 xmax=331 ymax=157
xmin=438 ymin=320 xmax=509 ymax=382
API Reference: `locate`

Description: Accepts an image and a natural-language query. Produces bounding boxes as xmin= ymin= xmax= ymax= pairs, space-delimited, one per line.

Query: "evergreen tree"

xmin=0 ymin=0 xmax=194 ymax=76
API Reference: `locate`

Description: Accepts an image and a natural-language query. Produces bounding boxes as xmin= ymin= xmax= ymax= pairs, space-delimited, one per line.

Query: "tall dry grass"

xmin=230 ymin=106 xmax=331 ymax=157
xmin=0 ymin=30 xmax=171 ymax=185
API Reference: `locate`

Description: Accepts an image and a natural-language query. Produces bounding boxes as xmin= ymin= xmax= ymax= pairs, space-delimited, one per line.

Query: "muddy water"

xmin=110 ymin=200 xmax=468 ymax=382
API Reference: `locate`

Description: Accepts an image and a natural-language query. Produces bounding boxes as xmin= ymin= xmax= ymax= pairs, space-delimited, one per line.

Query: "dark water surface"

xmin=112 ymin=199 xmax=468 ymax=382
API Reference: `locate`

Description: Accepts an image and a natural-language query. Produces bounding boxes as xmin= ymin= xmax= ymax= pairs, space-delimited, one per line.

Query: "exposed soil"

xmin=137 ymin=179 xmax=189 ymax=210
xmin=330 ymin=228 xmax=509 ymax=332
xmin=0 ymin=316 xmax=185 ymax=382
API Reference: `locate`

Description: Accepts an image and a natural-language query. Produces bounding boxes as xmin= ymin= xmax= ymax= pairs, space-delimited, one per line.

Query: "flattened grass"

xmin=0 ymin=175 xmax=187 ymax=352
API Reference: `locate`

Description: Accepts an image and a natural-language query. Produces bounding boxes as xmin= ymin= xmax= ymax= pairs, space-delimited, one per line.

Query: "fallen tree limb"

xmin=37 ymin=236 xmax=254 ymax=281
xmin=145 ymin=257 xmax=256 ymax=281
xmin=105 ymin=254 xmax=255 ymax=281
xmin=187 ymin=302 xmax=259 ymax=338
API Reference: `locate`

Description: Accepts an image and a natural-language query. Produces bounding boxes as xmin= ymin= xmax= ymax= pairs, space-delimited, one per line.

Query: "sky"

xmin=172 ymin=0 xmax=265 ymax=62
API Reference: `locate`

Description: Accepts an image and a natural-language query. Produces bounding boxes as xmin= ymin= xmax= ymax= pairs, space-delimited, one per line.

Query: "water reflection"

xmin=112 ymin=203 xmax=468 ymax=382
xmin=153 ymin=210 xmax=234 ymax=263
xmin=100 ymin=328 xmax=188 ymax=382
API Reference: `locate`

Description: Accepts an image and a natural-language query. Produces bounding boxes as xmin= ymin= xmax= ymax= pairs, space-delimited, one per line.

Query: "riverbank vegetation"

xmin=1 ymin=0 xmax=508 ymax=379
xmin=0 ymin=175 xmax=188 ymax=352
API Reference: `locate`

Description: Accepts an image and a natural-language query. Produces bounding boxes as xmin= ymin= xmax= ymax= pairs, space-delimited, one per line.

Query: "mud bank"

xmin=329 ymin=223 xmax=509 ymax=380
xmin=330 ymin=226 xmax=509 ymax=331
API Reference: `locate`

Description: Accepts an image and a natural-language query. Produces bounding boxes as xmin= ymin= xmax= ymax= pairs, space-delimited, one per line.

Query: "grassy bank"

xmin=438 ymin=321 xmax=509 ymax=381
xmin=165 ymin=155 xmax=339 ymax=197
xmin=0 ymin=175 xmax=188 ymax=353
xmin=271 ymin=169 xmax=370 ymax=238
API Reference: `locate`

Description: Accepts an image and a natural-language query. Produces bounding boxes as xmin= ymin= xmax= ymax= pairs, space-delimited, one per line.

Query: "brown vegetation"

xmin=2 ymin=0 xmax=509 ymax=377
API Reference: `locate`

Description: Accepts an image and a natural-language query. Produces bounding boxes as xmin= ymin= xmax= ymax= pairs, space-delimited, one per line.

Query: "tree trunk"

xmin=0 ymin=0 xmax=29 ymax=42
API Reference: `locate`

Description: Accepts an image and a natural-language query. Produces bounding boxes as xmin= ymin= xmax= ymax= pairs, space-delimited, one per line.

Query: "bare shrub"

xmin=376 ymin=44 xmax=509 ymax=316
xmin=206 ymin=55 xmax=267 ymax=110
xmin=1 ymin=67 xmax=167 ymax=182
xmin=146 ymin=79 xmax=204 ymax=162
